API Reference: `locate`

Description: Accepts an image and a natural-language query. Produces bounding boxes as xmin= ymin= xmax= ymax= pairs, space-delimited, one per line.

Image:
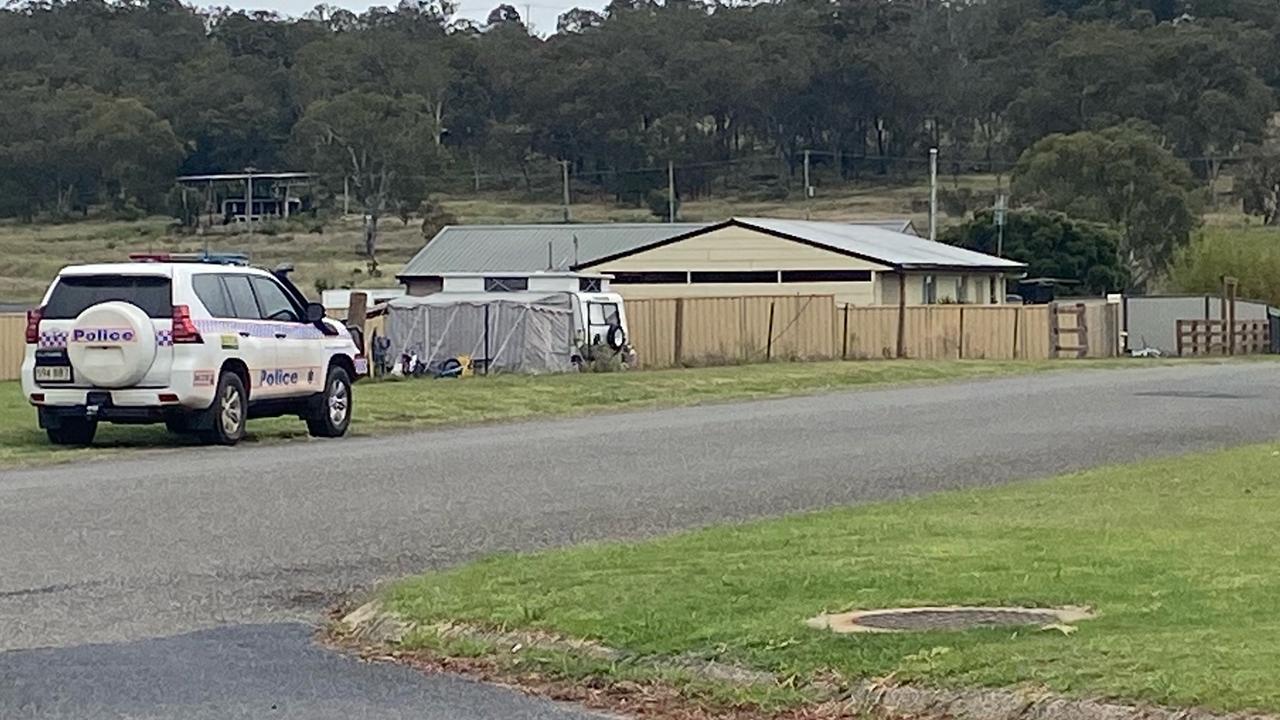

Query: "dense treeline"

xmin=1 ymin=0 xmax=1278 ymax=227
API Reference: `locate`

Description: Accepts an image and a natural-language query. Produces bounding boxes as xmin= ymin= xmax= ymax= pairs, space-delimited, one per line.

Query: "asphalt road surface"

xmin=4 ymin=363 xmax=1280 ymax=718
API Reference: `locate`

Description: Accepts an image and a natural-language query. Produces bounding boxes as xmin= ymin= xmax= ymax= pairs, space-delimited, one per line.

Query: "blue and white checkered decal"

xmin=36 ymin=320 xmax=325 ymax=349
xmin=38 ymin=330 xmax=68 ymax=349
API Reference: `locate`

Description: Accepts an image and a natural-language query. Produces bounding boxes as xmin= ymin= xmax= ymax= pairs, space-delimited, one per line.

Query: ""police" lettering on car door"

xmin=259 ymin=368 xmax=299 ymax=386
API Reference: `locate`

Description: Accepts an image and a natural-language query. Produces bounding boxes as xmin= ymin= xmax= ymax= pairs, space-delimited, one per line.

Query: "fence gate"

xmin=1176 ymin=319 xmax=1270 ymax=356
xmin=1051 ymin=303 xmax=1088 ymax=358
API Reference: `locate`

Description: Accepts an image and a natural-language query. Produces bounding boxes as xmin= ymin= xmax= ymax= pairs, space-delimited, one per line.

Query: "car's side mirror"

xmin=303 ymin=302 xmax=325 ymax=323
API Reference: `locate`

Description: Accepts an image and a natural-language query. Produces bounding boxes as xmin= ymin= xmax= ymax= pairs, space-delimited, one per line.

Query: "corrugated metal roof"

xmin=400 ymin=223 xmax=706 ymax=276
xmin=733 ymin=218 xmax=1025 ymax=270
xmin=400 ymin=218 xmax=1015 ymax=277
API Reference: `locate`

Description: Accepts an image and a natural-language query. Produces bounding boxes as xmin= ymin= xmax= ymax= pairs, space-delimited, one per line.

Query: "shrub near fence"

xmin=627 ymin=297 xmax=1120 ymax=368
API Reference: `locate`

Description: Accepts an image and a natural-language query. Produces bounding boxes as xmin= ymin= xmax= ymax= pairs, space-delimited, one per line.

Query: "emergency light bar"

xmin=128 ymin=251 xmax=250 ymax=266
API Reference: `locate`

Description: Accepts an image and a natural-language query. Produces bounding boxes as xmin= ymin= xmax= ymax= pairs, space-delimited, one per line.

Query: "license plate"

xmin=35 ymin=366 xmax=72 ymax=383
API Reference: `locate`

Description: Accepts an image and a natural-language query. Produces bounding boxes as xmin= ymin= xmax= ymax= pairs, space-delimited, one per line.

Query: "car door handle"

xmin=238 ymin=331 xmax=251 ymax=338
xmin=274 ymin=333 xmax=287 ymax=339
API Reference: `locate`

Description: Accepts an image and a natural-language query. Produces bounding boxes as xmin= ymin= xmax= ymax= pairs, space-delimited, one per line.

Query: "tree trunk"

xmin=364 ymin=213 xmax=380 ymax=276
xmin=875 ymin=118 xmax=888 ymax=175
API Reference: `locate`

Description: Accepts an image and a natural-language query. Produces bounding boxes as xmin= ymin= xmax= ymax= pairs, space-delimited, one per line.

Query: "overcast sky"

xmin=207 ymin=0 xmax=592 ymax=36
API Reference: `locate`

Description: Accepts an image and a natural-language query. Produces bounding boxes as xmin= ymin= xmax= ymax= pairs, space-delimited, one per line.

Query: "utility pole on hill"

xmin=928 ymin=148 xmax=938 ymax=242
xmin=994 ymin=192 xmax=1007 ymax=258
xmin=668 ymin=160 xmax=676 ymax=222
xmin=560 ymin=160 xmax=572 ymax=222
xmin=803 ymin=149 xmax=812 ymax=220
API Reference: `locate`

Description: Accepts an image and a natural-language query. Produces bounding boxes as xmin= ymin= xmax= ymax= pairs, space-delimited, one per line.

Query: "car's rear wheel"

xmin=306 ymin=366 xmax=352 ymax=438
xmin=199 ymin=372 xmax=247 ymax=446
xmin=46 ymin=417 xmax=97 ymax=446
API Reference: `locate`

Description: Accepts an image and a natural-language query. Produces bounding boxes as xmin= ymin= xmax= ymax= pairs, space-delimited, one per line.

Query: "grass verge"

xmin=0 ymin=357 xmax=1177 ymax=468
xmin=382 ymin=442 xmax=1280 ymax=715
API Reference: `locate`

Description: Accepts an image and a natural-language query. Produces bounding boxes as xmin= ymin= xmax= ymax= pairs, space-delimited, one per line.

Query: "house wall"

xmin=594 ymin=225 xmax=885 ymax=306
xmin=879 ymin=273 xmax=1007 ymax=307
xmin=591 ymin=226 xmax=893 ymax=272
xmin=615 ymin=280 xmax=876 ymax=306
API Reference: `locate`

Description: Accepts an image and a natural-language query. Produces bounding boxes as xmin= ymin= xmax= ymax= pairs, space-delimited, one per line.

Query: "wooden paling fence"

xmin=627 ymin=296 xmax=1121 ymax=369
xmin=0 ymin=313 xmax=24 ymax=381
xmin=0 ymin=299 xmax=1125 ymax=379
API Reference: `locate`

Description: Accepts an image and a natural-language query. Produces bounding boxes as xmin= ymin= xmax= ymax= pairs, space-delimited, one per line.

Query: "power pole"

xmin=994 ymin=192 xmax=1007 ymax=258
xmin=667 ymin=160 xmax=676 ymax=223
xmin=803 ymin=149 xmax=812 ymax=220
xmin=928 ymin=148 xmax=938 ymax=242
xmin=244 ymin=169 xmax=254 ymax=239
xmin=560 ymin=160 xmax=572 ymax=222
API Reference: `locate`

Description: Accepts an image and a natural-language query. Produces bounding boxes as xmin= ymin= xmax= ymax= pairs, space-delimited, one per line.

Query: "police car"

xmin=21 ymin=252 xmax=368 ymax=446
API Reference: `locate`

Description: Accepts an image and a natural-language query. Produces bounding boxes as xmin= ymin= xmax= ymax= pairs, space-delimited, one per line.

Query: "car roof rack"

xmin=128 ymin=251 xmax=251 ymax=266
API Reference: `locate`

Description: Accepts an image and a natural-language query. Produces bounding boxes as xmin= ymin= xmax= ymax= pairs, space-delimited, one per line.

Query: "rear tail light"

xmin=25 ymin=307 xmax=42 ymax=344
xmin=171 ymin=305 xmax=203 ymax=344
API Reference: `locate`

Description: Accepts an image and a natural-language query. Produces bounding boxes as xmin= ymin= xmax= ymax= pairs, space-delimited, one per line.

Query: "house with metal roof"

xmin=400 ymin=218 xmax=1022 ymax=306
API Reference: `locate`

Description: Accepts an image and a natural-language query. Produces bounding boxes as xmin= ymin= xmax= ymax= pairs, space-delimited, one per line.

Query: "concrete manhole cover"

xmin=806 ymin=606 xmax=1095 ymax=634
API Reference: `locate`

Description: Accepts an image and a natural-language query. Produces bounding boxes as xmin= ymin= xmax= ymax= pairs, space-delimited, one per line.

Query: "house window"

xmin=579 ymin=278 xmax=602 ymax=293
xmin=780 ymin=270 xmax=872 ymax=283
xmin=690 ymin=271 xmax=777 ymax=284
xmin=922 ymin=275 xmax=937 ymax=304
xmin=958 ymin=276 xmax=970 ymax=303
xmin=484 ymin=277 xmax=528 ymax=292
xmin=611 ymin=271 xmax=687 ymax=285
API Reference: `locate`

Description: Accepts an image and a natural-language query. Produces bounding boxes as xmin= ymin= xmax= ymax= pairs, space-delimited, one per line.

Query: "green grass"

xmin=385 ymin=442 xmax=1280 ymax=714
xmin=0 ymin=358 xmax=1151 ymax=468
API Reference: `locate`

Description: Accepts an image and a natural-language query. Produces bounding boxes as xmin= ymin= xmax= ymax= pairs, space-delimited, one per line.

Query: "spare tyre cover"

xmin=606 ymin=324 xmax=627 ymax=351
xmin=66 ymin=301 xmax=158 ymax=388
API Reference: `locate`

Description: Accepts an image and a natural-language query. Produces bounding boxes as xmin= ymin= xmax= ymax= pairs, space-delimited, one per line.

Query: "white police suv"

xmin=21 ymin=252 xmax=368 ymax=446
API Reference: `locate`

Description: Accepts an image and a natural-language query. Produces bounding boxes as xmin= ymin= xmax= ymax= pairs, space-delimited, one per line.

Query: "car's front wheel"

xmin=306 ymin=366 xmax=352 ymax=438
xmin=199 ymin=372 xmax=247 ymax=446
xmin=46 ymin=417 xmax=98 ymax=446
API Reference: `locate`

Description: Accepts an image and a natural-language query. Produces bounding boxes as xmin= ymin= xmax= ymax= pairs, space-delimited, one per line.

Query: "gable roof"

xmin=399 ymin=223 xmax=707 ymax=277
xmin=399 ymin=218 xmax=1005 ymax=278
xmin=578 ymin=218 xmax=1024 ymax=273
xmin=734 ymin=218 xmax=1023 ymax=271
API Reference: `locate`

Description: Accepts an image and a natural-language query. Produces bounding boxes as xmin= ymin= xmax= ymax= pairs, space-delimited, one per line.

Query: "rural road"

xmin=4 ymin=363 xmax=1280 ymax=718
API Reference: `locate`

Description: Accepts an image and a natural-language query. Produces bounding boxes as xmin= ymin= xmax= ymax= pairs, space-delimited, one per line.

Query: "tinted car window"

xmin=250 ymin=276 xmax=299 ymax=322
xmin=223 ymin=275 xmax=261 ymax=320
xmin=44 ymin=275 xmax=171 ymax=319
xmin=192 ymin=275 xmax=233 ymax=318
